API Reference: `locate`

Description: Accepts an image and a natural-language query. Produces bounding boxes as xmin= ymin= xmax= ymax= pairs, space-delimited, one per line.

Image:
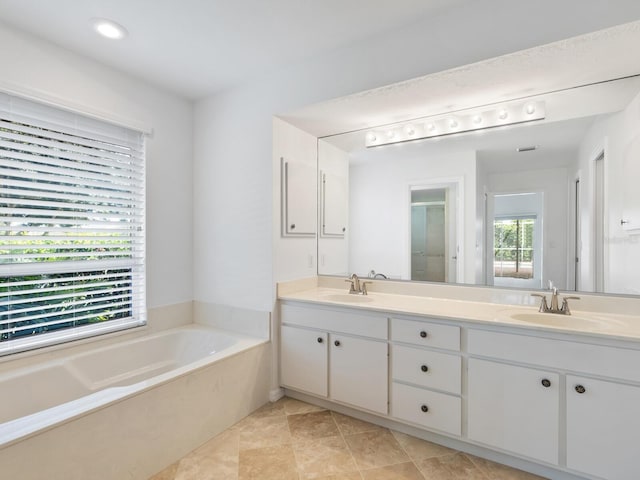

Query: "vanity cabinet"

xmin=566 ymin=375 xmax=640 ymax=480
xmin=467 ymin=358 xmax=559 ymax=464
xmin=280 ymin=303 xmax=388 ymax=414
xmin=390 ymin=318 xmax=462 ymax=436
xmin=330 ymin=334 xmax=388 ymax=414
xmin=281 ymin=325 xmax=327 ymax=397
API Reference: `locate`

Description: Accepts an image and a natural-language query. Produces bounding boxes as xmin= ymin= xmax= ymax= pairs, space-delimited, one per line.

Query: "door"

xmin=566 ymin=375 xmax=640 ymax=480
xmin=467 ymin=358 xmax=559 ymax=464
xmin=411 ymin=204 xmax=446 ymax=282
xmin=281 ymin=325 xmax=328 ymax=396
xmin=329 ymin=334 xmax=388 ymax=414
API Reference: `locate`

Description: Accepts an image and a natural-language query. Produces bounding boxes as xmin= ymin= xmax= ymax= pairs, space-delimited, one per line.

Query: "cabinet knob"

xmin=421 ymin=404 xmax=429 ymax=413
xmin=541 ymin=379 xmax=551 ymax=388
xmin=290 ymin=223 xmax=296 ymax=230
xmin=334 ymin=340 xmax=341 ymax=347
xmin=342 ymin=227 xmax=346 ymax=232
xmin=575 ymin=384 xmax=586 ymax=394
xmin=419 ymin=330 xmax=428 ymax=338
xmin=317 ymin=337 xmax=323 ymax=344
xmin=421 ymin=364 xmax=429 ymax=373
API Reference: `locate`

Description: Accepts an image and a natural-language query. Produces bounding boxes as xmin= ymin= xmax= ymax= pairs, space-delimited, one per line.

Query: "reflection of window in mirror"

xmin=487 ymin=192 xmax=543 ymax=289
xmin=494 ymin=217 xmax=535 ymax=280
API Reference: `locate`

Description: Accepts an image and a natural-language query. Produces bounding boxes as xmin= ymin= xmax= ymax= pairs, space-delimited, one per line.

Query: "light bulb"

xmin=449 ymin=118 xmax=459 ymax=129
xmin=366 ymin=132 xmax=377 ymax=143
xmin=426 ymin=123 xmax=436 ymax=133
xmin=524 ymin=103 xmax=536 ymax=115
xmin=498 ymin=109 xmax=509 ymax=120
xmin=92 ymin=18 xmax=128 ymax=39
xmin=386 ymin=130 xmax=395 ymax=140
xmin=404 ymin=124 xmax=416 ymax=136
xmin=472 ymin=115 xmax=483 ymax=125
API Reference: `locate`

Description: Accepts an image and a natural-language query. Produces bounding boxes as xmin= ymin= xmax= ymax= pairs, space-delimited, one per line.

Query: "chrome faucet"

xmin=531 ymin=282 xmax=580 ymax=315
xmin=345 ymin=273 xmax=371 ymax=295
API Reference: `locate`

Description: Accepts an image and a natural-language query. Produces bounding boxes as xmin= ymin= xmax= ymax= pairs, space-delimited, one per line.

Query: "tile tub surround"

xmin=149 ymin=397 xmax=545 ymax=480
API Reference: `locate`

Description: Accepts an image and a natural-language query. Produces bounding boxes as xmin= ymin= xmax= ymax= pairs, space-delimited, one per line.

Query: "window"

xmin=0 ymin=93 xmax=146 ymax=356
xmin=494 ymin=217 xmax=535 ymax=279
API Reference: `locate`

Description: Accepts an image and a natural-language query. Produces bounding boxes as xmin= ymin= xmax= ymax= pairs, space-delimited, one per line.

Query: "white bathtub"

xmin=0 ymin=322 xmax=271 ymax=480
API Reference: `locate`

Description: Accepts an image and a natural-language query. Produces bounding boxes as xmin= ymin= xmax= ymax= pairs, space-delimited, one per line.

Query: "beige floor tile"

xmin=344 ymin=430 xmax=410 ymax=470
xmin=238 ymin=414 xmax=292 ymax=450
xmin=294 ymin=435 xmax=359 ymax=479
xmin=282 ymin=397 xmax=326 ymax=415
xmin=391 ymin=431 xmax=456 ymax=462
xmin=332 ymin=412 xmax=385 ymax=436
xmin=288 ymin=410 xmax=340 ymax=442
xmin=467 ymin=454 xmax=548 ymax=480
xmin=417 ymin=453 xmax=488 ymax=479
xmin=148 ymin=462 xmax=179 ymax=480
xmin=309 ymin=474 xmax=362 ymax=480
xmin=174 ymin=429 xmax=239 ymax=480
xmin=248 ymin=399 xmax=286 ymax=419
xmin=238 ymin=445 xmax=298 ymax=480
xmin=361 ymin=462 xmax=425 ymax=480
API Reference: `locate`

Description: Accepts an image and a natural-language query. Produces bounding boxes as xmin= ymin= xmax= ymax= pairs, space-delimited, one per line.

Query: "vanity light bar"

xmin=365 ymin=101 xmax=546 ymax=148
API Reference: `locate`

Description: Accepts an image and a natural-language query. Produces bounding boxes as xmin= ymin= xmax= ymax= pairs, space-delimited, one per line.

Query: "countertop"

xmin=278 ymin=286 xmax=640 ymax=343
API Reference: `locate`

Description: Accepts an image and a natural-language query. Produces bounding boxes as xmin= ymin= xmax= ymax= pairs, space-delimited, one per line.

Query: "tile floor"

xmin=149 ymin=397 xmax=547 ymax=480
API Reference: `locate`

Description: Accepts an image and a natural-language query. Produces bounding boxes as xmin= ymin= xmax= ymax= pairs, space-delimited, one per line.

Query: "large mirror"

xmin=317 ymin=75 xmax=640 ymax=296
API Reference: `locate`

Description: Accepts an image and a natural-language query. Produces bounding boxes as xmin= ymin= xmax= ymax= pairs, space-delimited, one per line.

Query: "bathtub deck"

xmin=149 ymin=397 xmax=544 ymax=480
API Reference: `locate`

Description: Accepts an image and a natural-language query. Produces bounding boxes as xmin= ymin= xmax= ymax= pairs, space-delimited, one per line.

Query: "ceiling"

xmin=0 ymin=0 xmax=467 ymax=99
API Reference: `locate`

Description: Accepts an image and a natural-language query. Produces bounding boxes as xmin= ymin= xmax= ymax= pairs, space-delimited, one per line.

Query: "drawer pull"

xmin=334 ymin=340 xmax=341 ymax=347
xmin=419 ymin=330 xmax=428 ymax=338
xmin=575 ymin=384 xmax=586 ymax=394
xmin=421 ymin=364 xmax=429 ymax=373
xmin=541 ymin=379 xmax=551 ymax=388
xmin=317 ymin=337 xmax=323 ymax=344
xmin=420 ymin=404 xmax=429 ymax=413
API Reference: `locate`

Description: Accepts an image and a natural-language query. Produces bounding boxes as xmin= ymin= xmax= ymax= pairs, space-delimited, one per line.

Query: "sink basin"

xmin=503 ymin=311 xmax=622 ymax=332
xmin=321 ymin=294 xmax=374 ymax=304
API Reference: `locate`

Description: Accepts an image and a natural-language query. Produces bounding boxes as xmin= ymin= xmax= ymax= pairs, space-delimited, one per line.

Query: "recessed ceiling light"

xmin=92 ymin=18 xmax=128 ymax=40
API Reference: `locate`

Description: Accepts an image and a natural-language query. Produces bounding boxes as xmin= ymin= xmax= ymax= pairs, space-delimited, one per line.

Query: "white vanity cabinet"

xmin=281 ymin=325 xmax=328 ymax=397
xmin=280 ymin=303 xmax=388 ymax=414
xmin=390 ymin=318 xmax=462 ymax=436
xmin=468 ymin=328 xmax=640 ymax=479
xmin=467 ymin=358 xmax=559 ymax=464
xmin=566 ymin=376 xmax=640 ymax=480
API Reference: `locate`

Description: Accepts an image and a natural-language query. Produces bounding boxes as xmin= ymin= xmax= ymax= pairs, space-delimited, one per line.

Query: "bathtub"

xmin=0 ymin=323 xmax=271 ymax=480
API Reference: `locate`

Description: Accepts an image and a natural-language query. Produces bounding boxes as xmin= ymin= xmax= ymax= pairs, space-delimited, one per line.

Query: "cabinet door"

xmin=467 ymin=358 xmax=559 ymax=464
xmin=330 ymin=335 xmax=388 ymax=414
xmin=281 ymin=326 xmax=327 ymax=397
xmin=282 ymin=159 xmax=316 ymax=236
xmin=567 ymin=376 xmax=640 ymax=480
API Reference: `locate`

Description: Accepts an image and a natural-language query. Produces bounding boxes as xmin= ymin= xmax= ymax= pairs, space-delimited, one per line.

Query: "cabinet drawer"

xmin=468 ymin=329 xmax=640 ymax=383
xmin=281 ymin=303 xmax=387 ymax=339
xmin=392 ymin=345 xmax=461 ymax=395
xmin=391 ymin=318 xmax=460 ymax=351
xmin=391 ymin=382 xmax=461 ymax=436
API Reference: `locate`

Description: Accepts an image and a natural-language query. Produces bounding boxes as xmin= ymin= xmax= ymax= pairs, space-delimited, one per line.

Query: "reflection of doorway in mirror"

xmin=486 ymin=192 xmax=543 ymax=289
xmin=410 ymin=186 xmax=457 ymax=282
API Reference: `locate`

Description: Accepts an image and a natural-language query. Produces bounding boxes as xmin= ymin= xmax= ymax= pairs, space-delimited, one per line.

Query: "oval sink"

xmin=504 ymin=311 xmax=622 ymax=332
xmin=321 ymin=294 xmax=374 ymax=304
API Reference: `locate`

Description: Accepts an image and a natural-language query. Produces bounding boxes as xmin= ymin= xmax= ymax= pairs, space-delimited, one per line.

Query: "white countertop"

xmin=278 ymin=286 xmax=640 ymax=343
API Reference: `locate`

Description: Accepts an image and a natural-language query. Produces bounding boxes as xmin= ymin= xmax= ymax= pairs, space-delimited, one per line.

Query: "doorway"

xmin=410 ymin=184 xmax=459 ymax=283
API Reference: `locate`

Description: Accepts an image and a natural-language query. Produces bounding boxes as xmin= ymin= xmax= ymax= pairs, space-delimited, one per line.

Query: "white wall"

xmin=193 ymin=1 xmax=640 ymax=311
xmin=485 ymin=166 xmax=571 ymax=290
xmin=578 ymin=91 xmax=640 ymax=294
xmin=348 ymin=150 xmax=476 ymax=282
xmin=0 ymin=22 xmax=194 ymax=311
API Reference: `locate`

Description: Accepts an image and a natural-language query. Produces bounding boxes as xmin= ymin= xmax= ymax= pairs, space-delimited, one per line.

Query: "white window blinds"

xmin=0 ymin=93 xmax=146 ymax=356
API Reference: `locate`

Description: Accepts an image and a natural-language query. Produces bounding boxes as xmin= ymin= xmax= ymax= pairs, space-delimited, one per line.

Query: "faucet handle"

xmin=361 ymin=281 xmax=372 ymax=295
xmin=531 ymin=293 xmax=549 ymax=312
xmin=344 ymin=278 xmax=356 ymax=292
xmin=560 ymin=296 xmax=580 ymax=315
